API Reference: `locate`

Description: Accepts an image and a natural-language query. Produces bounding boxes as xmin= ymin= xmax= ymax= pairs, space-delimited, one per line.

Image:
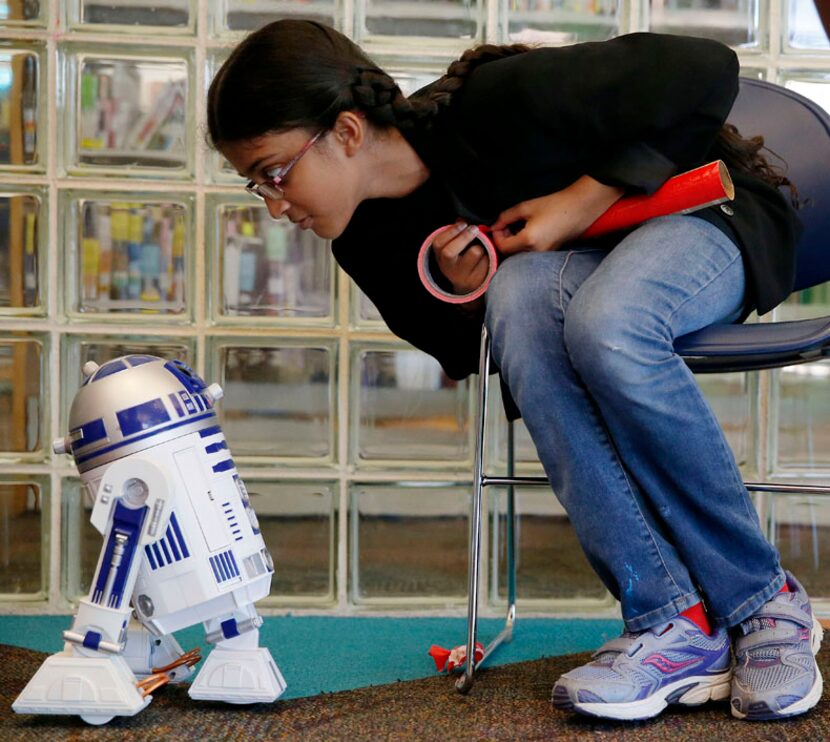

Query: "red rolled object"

xmin=581 ymin=160 xmax=734 ymax=238
xmin=417 ymin=160 xmax=734 ymax=304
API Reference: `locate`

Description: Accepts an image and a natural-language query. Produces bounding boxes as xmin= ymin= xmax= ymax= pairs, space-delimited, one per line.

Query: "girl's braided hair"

xmin=207 ymin=20 xmax=793 ymax=200
xmin=207 ymin=19 xmax=527 ymax=143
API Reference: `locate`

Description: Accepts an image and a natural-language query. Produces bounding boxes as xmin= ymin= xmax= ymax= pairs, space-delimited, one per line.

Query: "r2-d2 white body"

xmin=13 ymin=355 xmax=286 ymax=725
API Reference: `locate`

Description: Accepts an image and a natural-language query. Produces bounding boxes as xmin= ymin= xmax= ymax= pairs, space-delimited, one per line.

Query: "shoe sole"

xmin=554 ymin=671 xmax=732 ymax=721
xmin=731 ymin=611 xmax=824 ymax=721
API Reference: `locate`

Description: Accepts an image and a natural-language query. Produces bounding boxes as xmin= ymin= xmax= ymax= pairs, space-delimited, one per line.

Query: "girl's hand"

xmin=431 ymin=221 xmax=492 ymax=295
xmin=491 ymin=176 xmax=625 ymax=255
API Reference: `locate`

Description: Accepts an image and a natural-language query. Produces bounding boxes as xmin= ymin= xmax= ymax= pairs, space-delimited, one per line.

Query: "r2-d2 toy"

xmin=13 ymin=356 xmax=286 ymax=725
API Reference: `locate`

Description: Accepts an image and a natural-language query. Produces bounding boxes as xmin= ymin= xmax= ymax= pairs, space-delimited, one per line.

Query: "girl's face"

xmin=222 ymin=126 xmax=361 ymax=240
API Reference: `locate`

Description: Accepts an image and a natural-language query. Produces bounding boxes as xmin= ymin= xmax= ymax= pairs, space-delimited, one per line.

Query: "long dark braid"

xmin=350 ymin=44 xmax=531 ymax=132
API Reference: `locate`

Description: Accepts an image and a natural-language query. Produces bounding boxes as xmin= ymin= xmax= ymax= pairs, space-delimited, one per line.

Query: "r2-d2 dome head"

xmin=56 ymin=356 xmax=224 ymax=474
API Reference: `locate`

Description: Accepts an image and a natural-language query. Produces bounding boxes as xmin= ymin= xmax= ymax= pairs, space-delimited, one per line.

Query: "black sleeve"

xmin=460 ymin=33 xmax=739 ymax=194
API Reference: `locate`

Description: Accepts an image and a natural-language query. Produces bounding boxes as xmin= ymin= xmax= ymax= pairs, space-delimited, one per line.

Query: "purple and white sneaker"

xmin=551 ymin=617 xmax=732 ymax=721
xmin=731 ymin=571 xmax=823 ymax=721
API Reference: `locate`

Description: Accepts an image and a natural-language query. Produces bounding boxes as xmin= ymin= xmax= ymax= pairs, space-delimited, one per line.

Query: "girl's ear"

xmin=331 ymin=110 xmax=365 ymax=156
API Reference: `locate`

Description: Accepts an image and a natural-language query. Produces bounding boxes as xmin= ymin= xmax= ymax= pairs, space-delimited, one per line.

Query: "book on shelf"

xmin=79 ymin=202 xmax=186 ymax=313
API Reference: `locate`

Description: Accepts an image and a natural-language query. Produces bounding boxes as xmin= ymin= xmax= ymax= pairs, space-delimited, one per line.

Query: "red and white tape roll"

xmin=417 ymin=225 xmax=500 ymax=305
xmin=418 ymin=160 xmax=734 ymax=305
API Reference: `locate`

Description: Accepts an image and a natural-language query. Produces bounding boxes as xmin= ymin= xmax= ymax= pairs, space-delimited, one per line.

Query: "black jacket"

xmin=333 ymin=33 xmax=801 ymax=382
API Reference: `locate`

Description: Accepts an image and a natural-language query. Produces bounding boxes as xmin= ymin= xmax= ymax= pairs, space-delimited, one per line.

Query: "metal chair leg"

xmin=456 ymin=328 xmax=518 ymax=693
xmin=455 ymin=327 xmax=491 ymax=694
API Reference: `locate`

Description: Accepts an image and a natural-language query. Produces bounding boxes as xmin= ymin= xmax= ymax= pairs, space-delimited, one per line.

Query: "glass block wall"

xmin=0 ymin=0 xmax=828 ymax=618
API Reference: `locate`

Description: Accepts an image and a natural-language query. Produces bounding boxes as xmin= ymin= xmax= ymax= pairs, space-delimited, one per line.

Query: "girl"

xmin=207 ymin=20 xmax=821 ymax=722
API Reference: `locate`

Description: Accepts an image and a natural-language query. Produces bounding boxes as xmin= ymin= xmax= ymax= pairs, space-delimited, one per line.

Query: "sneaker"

xmin=731 ymin=571 xmax=824 ymax=721
xmin=552 ymin=617 xmax=732 ymax=721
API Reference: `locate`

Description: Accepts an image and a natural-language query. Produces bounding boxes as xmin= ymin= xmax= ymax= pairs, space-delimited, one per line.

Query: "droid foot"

xmin=12 ymin=651 xmax=150 ymax=722
xmin=188 ymin=646 xmax=286 ymax=704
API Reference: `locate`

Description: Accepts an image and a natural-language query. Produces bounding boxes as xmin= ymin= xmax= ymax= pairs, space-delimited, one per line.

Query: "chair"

xmin=455 ymin=78 xmax=830 ymax=694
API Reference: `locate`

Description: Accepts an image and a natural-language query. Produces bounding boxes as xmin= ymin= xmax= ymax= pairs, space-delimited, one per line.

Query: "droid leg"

xmin=189 ymin=604 xmax=286 ymax=704
xmin=13 ymin=458 xmax=171 ymax=725
xmin=122 ymin=618 xmax=199 ymax=684
xmin=12 ymin=506 xmax=151 ymax=724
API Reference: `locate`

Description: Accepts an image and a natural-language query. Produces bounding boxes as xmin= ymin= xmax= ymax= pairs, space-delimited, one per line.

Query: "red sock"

xmin=680 ymin=602 xmax=712 ymax=635
xmin=780 ymin=583 xmax=790 ymax=593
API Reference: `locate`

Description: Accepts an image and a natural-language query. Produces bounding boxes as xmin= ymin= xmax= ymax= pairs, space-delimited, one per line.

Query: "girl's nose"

xmin=266 ymin=198 xmax=291 ymax=220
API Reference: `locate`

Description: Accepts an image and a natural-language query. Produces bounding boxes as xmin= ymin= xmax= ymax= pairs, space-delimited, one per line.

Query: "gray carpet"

xmin=2 ymin=643 xmax=829 ymax=741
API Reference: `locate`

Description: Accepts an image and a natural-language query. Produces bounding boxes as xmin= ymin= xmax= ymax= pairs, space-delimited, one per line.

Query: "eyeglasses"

xmin=245 ymin=130 xmax=324 ymax=201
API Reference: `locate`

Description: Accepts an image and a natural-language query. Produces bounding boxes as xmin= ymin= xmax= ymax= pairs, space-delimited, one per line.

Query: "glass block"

xmin=246 ymin=480 xmax=337 ymax=602
xmin=63 ymin=47 xmax=191 ymax=175
xmin=61 ymin=477 xmax=98 ymax=600
xmin=209 ymin=339 xmax=336 ymax=462
xmin=352 ymin=345 xmax=472 ymax=466
xmin=0 ymin=189 xmax=44 ymax=313
xmin=785 ymin=0 xmax=830 ymax=51
xmin=0 ymin=47 xmax=42 ymax=168
xmin=490 ymin=487 xmax=610 ymax=604
xmin=0 ymin=334 xmax=45 ymax=458
xmin=350 ymin=482 xmax=469 ymax=603
xmin=699 ymin=372 xmax=754 ymax=474
xmin=360 ymin=0 xmax=482 ymax=42
xmin=72 ymin=0 xmax=193 ymax=30
xmin=773 ymin=363 xmax=830 ymax=470
xmin=489 ymin=384 xmax=544 ymax=473
xmin=205 ymin=50 xmax=239 ymax=184
xmin=505 ymin=0 xmax=619 ymax=45
xmin=214 ymin=0 xmax=337 ymax=34
xmin=63 ymin=193 xmax=192 ymax=317
xmin=0 ymin=476 xmax=46 ymax=595
xmin=649 ymin=0 xmax=762 ymax=48
xmin=0 ymin=0 xmax=45 ymax=25
xmin=210 ymin=198 xmax=334 ymax=323
xmin=779 ymin=283 xmax=830 ymax=320
xmin=769 ymin=493 xmax=830 ymax=599
xmin=782 ymin=72 xmax=830 ymax=114
xmin=385 ymin=65 xmax=443 ymax=96
xmin=739 ymin=67 xmax=767 ymax=80
xmin=60 ymin=334 xmax=193 ymax=433
xmin=204 ymin=49 xmax=278 ymax=183
xmin=350 ymin=283 xmax=386 ymax=328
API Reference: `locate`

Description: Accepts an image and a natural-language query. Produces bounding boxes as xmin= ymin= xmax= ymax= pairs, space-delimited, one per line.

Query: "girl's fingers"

xmin=491 ymin=226 xmax=529 ymax=255
xmin=433 ymin=223 xmax=481 ymax=261
xmin=456 ymin=244 xmax=488 ymax=272
xmin=491 ymin=203 xmax=528 ymax=231
xmin=431 ymin=221 xmax=468 ymax=250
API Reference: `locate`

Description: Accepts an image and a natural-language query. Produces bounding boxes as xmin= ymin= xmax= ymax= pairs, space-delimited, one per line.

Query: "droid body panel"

xmin=13 ymin=356 xmax=286 ymax=724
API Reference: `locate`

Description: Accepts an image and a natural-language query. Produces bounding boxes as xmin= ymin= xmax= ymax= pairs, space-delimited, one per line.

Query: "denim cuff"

xmin=711 ymin=571 xmax=787 ymax=629
xmin=623 ymin=588 xmax=703 ymax=633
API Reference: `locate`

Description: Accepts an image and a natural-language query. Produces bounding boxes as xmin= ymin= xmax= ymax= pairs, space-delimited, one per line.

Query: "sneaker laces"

xmin=738 ymin=591 xmax=795 ymax=637
xmin=739 ymin=615 xmax=777 ymax=636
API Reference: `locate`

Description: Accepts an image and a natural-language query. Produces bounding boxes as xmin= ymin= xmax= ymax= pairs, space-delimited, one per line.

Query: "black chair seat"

xmin=678 ymin=316 xmax=830 ymax=373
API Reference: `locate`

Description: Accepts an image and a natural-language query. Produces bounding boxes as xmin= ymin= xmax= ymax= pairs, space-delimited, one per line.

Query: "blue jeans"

xmin=484 ymin=215 xmax=785 ymax=631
